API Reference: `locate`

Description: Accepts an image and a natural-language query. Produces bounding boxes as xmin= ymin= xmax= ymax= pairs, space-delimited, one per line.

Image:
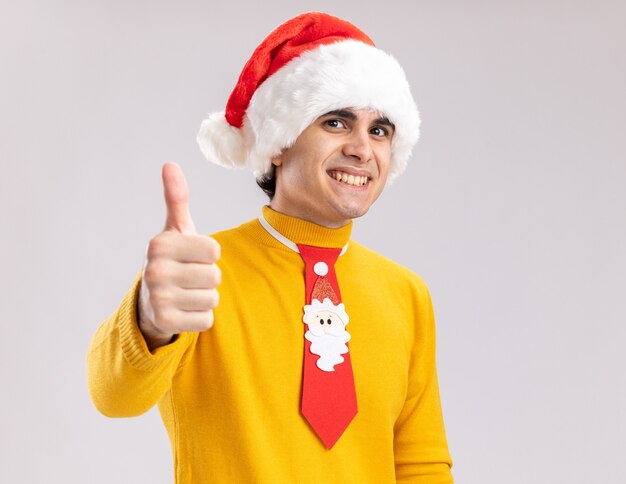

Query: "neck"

xmin=259 ymin=205 xmax=353 ymax=249
xmin=269 ymin=200 xmax=351 ymax=229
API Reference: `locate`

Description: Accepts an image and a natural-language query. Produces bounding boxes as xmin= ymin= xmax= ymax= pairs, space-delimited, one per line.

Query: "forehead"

xmin=315 ymin=310 xmax=337 ymax=316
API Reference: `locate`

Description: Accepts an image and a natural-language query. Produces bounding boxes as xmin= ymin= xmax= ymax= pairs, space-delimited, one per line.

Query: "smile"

xmin=328 ymin=170 xmax=370 ymax=187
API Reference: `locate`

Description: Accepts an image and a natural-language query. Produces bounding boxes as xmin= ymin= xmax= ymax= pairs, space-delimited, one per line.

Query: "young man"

xmin=87 ymin=12 xmax=453 ymax=483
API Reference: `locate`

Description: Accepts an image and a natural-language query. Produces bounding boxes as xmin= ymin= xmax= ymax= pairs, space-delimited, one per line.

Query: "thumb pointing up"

xmin=162 ymin=162 xmax=197 ymax=234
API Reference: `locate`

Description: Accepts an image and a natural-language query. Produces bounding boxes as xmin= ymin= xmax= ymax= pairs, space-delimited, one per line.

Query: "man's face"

xmin=270 ymin=108 xmax=394 ymax=228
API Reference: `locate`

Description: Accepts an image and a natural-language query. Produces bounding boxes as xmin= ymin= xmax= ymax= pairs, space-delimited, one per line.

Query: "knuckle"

xmin=208 ymin=264 xmax=222 ymax=286
xmin=143 ymin=262 xmax=162 ymax=283
xmin=145 ymin=260 xmax=178 ymax=286
xmin=153 ymin=308 xmax=174 ymax=331
xmin=147 ymin=232 xmax=178 ymax=260
xmin=146 ymin=236 xmax=166 ymax=259
xmin=206 ymin=237 xmax=221 ymax=261
xmin=198 ymin=311 xmax=215 ymax=331
xmin=207 ymin=289 xmax=220 ymax=308
xmin=150 ymin=287 xmax=172 ymax=308
xmin=180 ymin=310 xmax=213 ymax=332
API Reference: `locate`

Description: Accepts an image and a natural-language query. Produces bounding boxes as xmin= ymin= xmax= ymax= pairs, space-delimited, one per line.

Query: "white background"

xmin=1 ymin=1 xmax=625 ymax=482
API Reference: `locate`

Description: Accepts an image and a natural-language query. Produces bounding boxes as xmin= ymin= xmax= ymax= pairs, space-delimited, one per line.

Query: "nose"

xmin=342 ymin=128 xmax=373 ymax=163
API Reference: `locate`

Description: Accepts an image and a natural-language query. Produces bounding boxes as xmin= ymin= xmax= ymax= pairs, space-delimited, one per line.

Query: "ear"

xmin=271 ymin=154 xmax=283 ymax=167
xmin=271 ymin=147 xmax=287 ymax=167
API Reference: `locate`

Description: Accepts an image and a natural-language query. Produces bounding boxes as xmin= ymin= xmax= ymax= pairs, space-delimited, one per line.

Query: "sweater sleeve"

xmin=393 ymin=276 xmax=453 ymax=483
xmin=86 ymin=270 xmax=198 ymax=418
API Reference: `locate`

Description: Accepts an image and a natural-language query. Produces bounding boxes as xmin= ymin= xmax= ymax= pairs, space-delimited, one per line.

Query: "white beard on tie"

xmin=305 ymin=330 xmax=351 ymax=372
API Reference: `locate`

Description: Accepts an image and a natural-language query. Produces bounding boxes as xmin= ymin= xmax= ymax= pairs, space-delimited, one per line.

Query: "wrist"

xmin=140 ymin=323 xmax=176 ymax=351
xmin=136 ymin=286 xmax=176 ymax=351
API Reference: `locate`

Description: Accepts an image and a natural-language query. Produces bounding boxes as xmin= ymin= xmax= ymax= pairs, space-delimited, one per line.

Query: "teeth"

xmin=331 ymin=171 xmax=368 ymax=186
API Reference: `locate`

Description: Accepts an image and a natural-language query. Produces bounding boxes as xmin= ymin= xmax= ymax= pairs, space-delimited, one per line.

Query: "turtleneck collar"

xmin=260 ymin=205 xmax=352 ymax=249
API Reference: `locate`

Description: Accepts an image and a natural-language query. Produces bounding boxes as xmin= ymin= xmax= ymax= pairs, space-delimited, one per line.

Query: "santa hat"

xmin=197 ymin=11 xmax=420 ymax=184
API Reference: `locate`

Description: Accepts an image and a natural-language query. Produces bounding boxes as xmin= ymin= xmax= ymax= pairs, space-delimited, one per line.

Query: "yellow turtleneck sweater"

xmin=87 ymin=207 xmax=453 ymax=483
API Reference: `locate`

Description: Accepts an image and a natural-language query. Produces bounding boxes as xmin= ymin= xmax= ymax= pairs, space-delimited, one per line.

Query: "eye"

xmin=370 ymin=126 xmax=389 ymax=137
xmin=327 ymin=319 xmax=332 ymax=325
xmin=319 ymin=319 xmax=324 ymax=325
xmin=324 ymin=119 xmax=346 ymax=129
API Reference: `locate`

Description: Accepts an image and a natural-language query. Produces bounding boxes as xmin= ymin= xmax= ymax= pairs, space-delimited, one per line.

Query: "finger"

xmin=168 ymin=234 xmax=221 ymax=264
xmin=172 ymin=263 xmax=221 ymax=289
xmin=174 ymin=309 xmax=215 ymax=332
xmin=162 ymin=162 xmax=197 ymax=234
xmin=151 ymin=307 xmax=215 ymax=333
xmin=148 ymin=233 xmax=220 ymax=264
xmin=175 ymin=288 xmax=220 ymax=311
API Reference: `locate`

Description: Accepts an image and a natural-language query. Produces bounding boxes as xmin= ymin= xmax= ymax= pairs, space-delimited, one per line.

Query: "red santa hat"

xmin=197 ymin=12 xmax=420 ymax=184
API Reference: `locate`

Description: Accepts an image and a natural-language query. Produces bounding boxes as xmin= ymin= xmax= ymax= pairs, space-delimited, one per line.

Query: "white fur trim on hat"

xmin=197 ymin=111 xmax=249 ymax=169
xmin=198 ymin=40 xmax=420 ymax=184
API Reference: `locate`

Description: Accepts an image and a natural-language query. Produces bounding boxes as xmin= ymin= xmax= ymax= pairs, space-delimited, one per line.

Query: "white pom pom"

xmin=197 ymin=111 xmax=248 ymax=169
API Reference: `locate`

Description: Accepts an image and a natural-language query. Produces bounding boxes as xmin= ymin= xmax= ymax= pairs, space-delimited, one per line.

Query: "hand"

xmin=138 ymin=162 xmax=221 ymax=351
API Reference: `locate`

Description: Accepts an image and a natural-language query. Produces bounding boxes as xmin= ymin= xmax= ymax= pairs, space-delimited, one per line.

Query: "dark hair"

xmin=256 ymin=165 xmax=277 ymax=200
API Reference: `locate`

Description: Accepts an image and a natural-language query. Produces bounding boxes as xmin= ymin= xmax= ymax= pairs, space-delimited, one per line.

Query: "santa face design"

xmin=307 ymin=310 xmax=346 ymax=337
xmin=303 ymin=298 xmax=351 ymax=372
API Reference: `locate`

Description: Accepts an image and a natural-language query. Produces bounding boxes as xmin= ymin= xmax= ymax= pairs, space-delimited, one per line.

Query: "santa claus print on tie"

xmin=303 ymin=298 xmax=351 ymax=372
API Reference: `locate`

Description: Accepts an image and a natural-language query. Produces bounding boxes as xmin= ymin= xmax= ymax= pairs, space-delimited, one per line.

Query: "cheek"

xmin=329 ymin=322 xmax=345 ymax=335
xmin=375 ymin=146 xmax=392 ymax=176
xmin=307 ymin=321 xmax=324 ymax=336
xmin=287 ymin=146 xmax=326 ymax=175
xmin=280 ymin=156 xmax=312 ymax=188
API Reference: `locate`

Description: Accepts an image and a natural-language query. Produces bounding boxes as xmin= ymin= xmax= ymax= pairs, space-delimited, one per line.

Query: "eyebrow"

xmin=321 ymin=109 xmax=395 ymax=131
xmin=323 ymin=109 xmax=357 ymax=121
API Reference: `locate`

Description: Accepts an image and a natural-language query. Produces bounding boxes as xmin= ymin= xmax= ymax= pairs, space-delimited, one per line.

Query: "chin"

xmin=333 ymin=203 xmax=371 ymax=221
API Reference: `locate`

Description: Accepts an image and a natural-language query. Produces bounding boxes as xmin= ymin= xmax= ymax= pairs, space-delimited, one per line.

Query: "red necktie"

xmin=297 ymin=244 xmax=358 ymax=449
